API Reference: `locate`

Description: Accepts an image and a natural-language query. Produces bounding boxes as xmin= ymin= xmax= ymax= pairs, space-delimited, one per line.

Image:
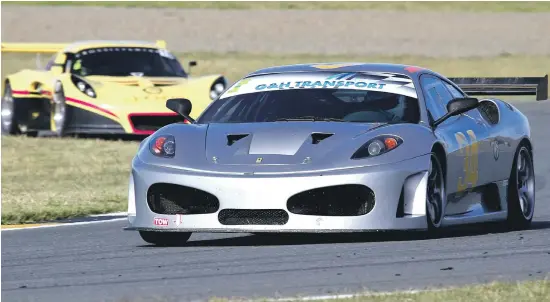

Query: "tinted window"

xmin=420 ymin=75 xmax=454 ymax=120
xmin=444 ymin=82 xmax=465 ymax=99
xmin=70 ymin=47 xmax=187 ymax=77
xmin=197 ymin=89 xmax=420 ymax=124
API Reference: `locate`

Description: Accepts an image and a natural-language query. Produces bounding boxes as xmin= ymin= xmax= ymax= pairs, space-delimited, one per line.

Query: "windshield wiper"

xmin=276 ymin=116 xmax=345 ymax=122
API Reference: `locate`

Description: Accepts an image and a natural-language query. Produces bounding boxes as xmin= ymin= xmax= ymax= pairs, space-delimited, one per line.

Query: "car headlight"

xmin=351 ymin=135 xmax=403 ymax=159
xmin=149 ymin=135 xmax=176 ymax=158
xmin=209 ymin=77 xmax=227 ymax=100
xmin=71 ymin=75 xmax=97 ymax=98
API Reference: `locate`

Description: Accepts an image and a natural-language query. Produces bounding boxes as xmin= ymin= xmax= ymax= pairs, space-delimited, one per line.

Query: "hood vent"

xmin=311 ymin=133 xmax=334 ymax=144
xmin=227 ymin=134 xmax=249 ymax=146
xmin=153 ymin=83 xmax=178 ymax=87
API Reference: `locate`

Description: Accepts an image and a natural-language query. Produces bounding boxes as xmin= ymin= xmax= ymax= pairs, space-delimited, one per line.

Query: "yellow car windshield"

xmin=70 ymin=47 xmax=187 ymax=77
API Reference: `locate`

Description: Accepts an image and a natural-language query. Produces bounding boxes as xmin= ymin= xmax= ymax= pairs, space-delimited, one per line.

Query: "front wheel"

xmin=139 ymin=231 xmax=192 ymax=246
xmin=51 ymin=81 xmax=69 ymax=136
xmin=506 ymin=145 xmax=535 ymax=230
xmin=1 ymin=82 xmax=20 ymax=135
xmin=426 ymin=153 xmax=446 ymax=233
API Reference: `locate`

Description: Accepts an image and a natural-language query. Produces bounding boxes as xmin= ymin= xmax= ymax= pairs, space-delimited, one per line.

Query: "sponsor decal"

xmin=227 ymin=78 xmax=251 ymax=93
xmin=174 ymin=214 xmax=184 ymax=227
xmin=75 ymin=47 xmax=169 ymax=59
xmin=153 ymin=217 xmax=169 ymax=226
xmin=254 ymin=73 xmax=387 ymax=91
xmin=219 ymin=71 xmax=418 ymax=99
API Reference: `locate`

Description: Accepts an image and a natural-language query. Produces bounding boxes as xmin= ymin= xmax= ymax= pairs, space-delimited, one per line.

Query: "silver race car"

xmin=125 ymin=63 xmax=547 ymax=246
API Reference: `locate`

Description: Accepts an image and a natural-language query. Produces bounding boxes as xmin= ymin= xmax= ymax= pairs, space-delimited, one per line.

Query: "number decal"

xmin=455 ymin=130 xmax=479 ymax=191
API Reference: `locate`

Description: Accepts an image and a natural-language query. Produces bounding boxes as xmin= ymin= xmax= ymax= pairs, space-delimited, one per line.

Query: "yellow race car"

xmin=1 ymin=40 xmax=227 ymax=137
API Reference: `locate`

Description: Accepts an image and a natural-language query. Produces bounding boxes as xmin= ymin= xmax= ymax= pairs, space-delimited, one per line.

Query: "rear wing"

xmin=448 ymin=75 xmax=548 ymax=101
xmin=1 ymin=40 xmax=167 ymax=53
xmin=1 ymin=40 xmax=168 ymax=69
xmin=1 ymin=42 xmax=67 ymax=53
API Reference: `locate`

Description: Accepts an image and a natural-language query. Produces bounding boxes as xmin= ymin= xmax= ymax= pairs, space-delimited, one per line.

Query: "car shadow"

xmin=138 ymin=220 xmax=550 ymax=248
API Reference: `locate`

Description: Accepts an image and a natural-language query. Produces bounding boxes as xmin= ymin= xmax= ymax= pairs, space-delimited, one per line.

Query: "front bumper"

xmin=125 ymin=154 xmax=432 ymax=233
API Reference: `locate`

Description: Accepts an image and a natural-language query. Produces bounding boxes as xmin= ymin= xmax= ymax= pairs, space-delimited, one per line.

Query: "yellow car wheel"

xmin=51 ymin=81 xmax=70 ymax=137
xmin=1 ymin=82 xmax=20 ymax=135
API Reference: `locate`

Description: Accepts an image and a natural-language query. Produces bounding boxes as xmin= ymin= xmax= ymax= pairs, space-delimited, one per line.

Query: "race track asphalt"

xmin=2 ymin=101 xmax=550 ymax=302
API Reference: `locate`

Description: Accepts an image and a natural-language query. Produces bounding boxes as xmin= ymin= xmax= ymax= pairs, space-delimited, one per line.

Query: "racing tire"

xmin=51 ymin=82 xmax=70 ymax=137
xmin=505 ymin=145 xmax=535 ymax=230
xmin=1 ymin=82 xmax=21 ymax=135
xmin=426 ymin=152 xmax=446 ymax=235
xmin=139 ymin=231 xmax=192 ymax=246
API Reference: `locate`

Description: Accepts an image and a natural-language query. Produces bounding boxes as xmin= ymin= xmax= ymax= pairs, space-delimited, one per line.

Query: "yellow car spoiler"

xmin=1 ymin=42 xmax=68 ymax=53
xmin=1 ymin=40 xmax=167 ymax=53
xmin=1 ymin=40 xmax=168 ymax=69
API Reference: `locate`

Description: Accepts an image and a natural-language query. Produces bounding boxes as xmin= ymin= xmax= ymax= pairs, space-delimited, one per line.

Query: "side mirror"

xmin=432 ymin=97 xmax=479 ymax=127
xmin=446 ymin=97 xmax=479 ymax=116
xmin=188 ymin=61 xmax=197 ymax=75
xmin=166 ymin=98 xmax=195 ymax=123
xmin=189 ymin=61 xmax=197 ymax=67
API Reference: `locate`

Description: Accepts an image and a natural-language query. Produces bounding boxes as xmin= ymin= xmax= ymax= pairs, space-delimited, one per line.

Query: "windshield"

xmin=197 ymin=71 xmax=420 ymax=124
xmin=70 ymin=47 xmax=187 ymax=77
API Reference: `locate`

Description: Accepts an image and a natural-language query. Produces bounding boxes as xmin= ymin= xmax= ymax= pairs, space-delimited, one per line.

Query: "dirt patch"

xmin=2 ymin=5 xmax=550 ymax=57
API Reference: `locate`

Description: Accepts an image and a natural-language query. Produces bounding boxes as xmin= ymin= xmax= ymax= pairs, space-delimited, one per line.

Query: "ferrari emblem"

xmin=256 ymin=157 xmax=263 ymax=163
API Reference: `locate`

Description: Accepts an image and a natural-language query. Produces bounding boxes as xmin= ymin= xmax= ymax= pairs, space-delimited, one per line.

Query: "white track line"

xmin=88 ymin=212 xmax=127 ymax=217
xmin=266 ymin=288 xmax=445 ymax=301
xmin=2 ymin=216 xmax=127 ymax=231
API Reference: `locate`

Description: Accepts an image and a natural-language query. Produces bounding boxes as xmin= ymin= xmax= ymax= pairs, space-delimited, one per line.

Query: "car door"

xmin=420 ymin=74 xmax=491 ymax=215
xmin=441 ymin=80 xmax=498 ymax=190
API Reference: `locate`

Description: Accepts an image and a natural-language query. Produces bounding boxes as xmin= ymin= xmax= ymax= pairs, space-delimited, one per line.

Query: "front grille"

xmin=287 ymin=184 xmax=375 ymax=216
xmin=129 ymin=115 xmax=181 ymax=131
xmin=147 ymin=183 xmax=219 ymax=215
xmin=218 ymin=209 xmax=289 ymax=225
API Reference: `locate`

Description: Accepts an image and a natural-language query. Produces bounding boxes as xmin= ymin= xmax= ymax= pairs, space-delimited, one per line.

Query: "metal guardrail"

xmin=449 ymin=75 xmax=548 ymax=101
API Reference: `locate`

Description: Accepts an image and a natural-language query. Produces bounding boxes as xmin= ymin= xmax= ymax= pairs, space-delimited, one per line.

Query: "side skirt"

xmin=441 ymin=180 xmax=509 ymax=226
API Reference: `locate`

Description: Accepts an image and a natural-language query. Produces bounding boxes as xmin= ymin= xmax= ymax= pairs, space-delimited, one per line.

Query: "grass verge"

xmin=1 ymin=52 xmax=549 ymax=224
xmin=1 ymin=136 xmax=138 ymax=225
xmin=4 ymin=1 xmax=550 ymax=12
xmin=119 ymin=280 xmax=550 ymax=301
xmin=242 ymin=280 xmax=550 ymax=302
